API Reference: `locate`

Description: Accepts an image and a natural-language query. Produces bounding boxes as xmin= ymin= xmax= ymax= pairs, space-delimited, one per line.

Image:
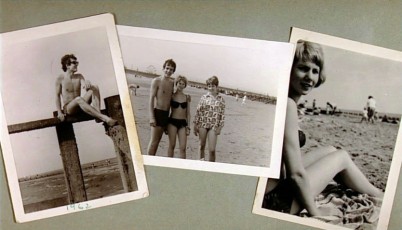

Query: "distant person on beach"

xmin=167 ymin=75 xmax=191 ymax=159
xmin=147 ymin=59 xmax=176 ymax=156
xmin=128 ymin=84 xmax=139 ymax=96
xmin=361 ymin=107 xmax=368 ymax=123
xmin=326 ymin=102 xmax=333 ymax=115
xmin=367 ymin=96 xmax=376 ymax=123
xmin=55 ymin=54 xmax=117 ymax=127
xmin=262 ymin=41 xmax=383 ymax=216
xmin=193 ymin=76 xmax=225 ymax=162
xmin=241 ymin=95 xmax=247 ymax=106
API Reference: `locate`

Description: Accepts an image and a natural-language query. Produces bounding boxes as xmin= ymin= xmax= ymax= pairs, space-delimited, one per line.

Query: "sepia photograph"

xmin=0 ymin=14 xmax=148 ymax=223
xmin=117 ymin=26 xmax=295 ymax=177
xmin=253 ymin=28 xmax=402 ymax=230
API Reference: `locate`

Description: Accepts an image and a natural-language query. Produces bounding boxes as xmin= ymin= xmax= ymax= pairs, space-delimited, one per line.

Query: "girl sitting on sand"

xmin=193 ymin=76 xmax=225 ymax=162
xmin=263 ymin=40 xmax=383 ymax=216
xmin=167 ymin=75 xmax=191 ymax=159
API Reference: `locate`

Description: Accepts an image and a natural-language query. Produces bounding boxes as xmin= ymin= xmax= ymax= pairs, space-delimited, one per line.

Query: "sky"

xmin=2 ymin=27 xmax=120 ymax=177
xmin=119 ymin=34 xmax=294 ymax=97
xmin=301 ymin=44 xmax=402 ymax=115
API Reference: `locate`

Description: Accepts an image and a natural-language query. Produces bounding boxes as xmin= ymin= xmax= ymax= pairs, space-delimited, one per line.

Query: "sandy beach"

xmin=127 ymin=74 xmax=277 ymax=167
xmin=19 ymin=158 xmax=126 ymax=213
xmin=299 ymin=113 xmax=398 ymax=191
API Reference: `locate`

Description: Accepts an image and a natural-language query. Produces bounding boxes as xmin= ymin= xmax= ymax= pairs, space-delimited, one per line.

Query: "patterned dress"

xmin=194 ymin=94 xmax=225 ymax=131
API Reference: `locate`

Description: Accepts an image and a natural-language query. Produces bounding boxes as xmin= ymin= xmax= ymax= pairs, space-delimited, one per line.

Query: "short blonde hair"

xmin=293 ymin=40 xmax=326 ymax=88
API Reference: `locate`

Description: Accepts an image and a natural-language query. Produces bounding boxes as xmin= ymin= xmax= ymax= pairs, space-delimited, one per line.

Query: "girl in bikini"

xmin=167 ymin=75 xmax=191 ymax=159
xmin=263 ymin=40 xmax=383 ymax=216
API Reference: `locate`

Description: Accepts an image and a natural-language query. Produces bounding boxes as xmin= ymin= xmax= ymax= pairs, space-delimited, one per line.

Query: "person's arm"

xmin=149 ymin=78 xmax=158 ymax=126
xmin=283 ymin=98 xmax=320 ymax=216
xmin=193 ymin=95 xmax=204 ymax=136
xmin=216 ymin=96 xmax=225 ymax=135
xmin=79 ymin=74 xmax=91 ymax=90
xmin=186 ymin=95 xmax=191 ymax=135
xmin=55 ymin=76 xmax=65 ymax=121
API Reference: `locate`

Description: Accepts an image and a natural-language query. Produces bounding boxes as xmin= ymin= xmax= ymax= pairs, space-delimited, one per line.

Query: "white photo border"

xmin=0 ymin=14 xmax=149 ymax=223
xmin=252 ymin=27 xmax=402 ymax=230
xmin=117 ymin=25 xmax=295 ymax=177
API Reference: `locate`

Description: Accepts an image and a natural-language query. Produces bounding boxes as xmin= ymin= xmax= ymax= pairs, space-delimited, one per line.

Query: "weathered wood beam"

xmin=7 ymin=109 xmax=107 ymax=134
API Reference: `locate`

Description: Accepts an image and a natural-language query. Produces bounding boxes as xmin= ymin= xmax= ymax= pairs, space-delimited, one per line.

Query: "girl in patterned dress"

xmin=193 ymin=76 xmax=225 ymax=162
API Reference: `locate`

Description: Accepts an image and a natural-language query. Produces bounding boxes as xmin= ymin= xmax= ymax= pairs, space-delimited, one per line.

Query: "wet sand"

xmin=127 ymin=74 xmax=277 ymax=167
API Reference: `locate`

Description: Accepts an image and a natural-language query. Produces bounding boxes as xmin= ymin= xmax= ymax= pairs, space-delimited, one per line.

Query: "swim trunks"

xmin=262 ymin=180 xmax=293 ymax=213
xmin=169 ymin=117 xmax=188 ymax=129
xmin=154 ymin=108 xmax=169 ymax=127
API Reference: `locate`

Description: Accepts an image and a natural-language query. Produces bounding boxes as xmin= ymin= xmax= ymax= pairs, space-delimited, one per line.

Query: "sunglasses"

xmin=70 ymin=61 xmax=79 ymax=65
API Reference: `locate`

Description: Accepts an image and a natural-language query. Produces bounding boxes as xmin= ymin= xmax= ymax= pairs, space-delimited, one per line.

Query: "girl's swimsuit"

xmin=171 ymin=100 xmax=188 ymax=109
xmin=168 ymin=118 xmax=188 ymax=129
xmin=263 ymin=130 xmax=307 ymax=213
xmin=169 ymin=98 xmax=188 ymax=129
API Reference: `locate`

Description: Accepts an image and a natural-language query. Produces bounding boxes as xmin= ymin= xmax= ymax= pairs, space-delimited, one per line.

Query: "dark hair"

xmin=175 ymin=75 xmax=188 ymax=87
xmin=206 ymin=76 xmax=219 ymax=87
xmin=163 ymin=59 xmax=176 ymax=72
xmin=61 ymin=54 xmax=77 ymax=72
xmin=368 ymin=96 xmax=373 ymax=99
xmin=293 ymin=40 xmax=326 ymax=88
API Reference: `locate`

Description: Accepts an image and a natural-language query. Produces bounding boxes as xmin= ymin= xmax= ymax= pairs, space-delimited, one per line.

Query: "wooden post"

xmin=55 ymin=122 xmax=87 ymax=203
xmin=104 ymin=96 xmax=137 ymax=192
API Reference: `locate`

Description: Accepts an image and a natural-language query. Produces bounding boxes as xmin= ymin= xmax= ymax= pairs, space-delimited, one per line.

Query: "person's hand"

xmin=193 ymin=124 xmax=199 ymax=136
xmin=149 ymin=118 xmax=156 ymax=127
xmin=83 ymin=80 xmax=92 ymax=90
xmin=215 ymin=126 xmax=222 ymax=135
xmin=186 ymin=127 xmax=191 ymax=136
xmin=57 ymin=112 xmax=65 ymax=122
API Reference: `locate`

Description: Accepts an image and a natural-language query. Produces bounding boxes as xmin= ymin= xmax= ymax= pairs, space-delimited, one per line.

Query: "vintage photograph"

xmin=253 ymin=28 xmax=402 ymax=230
xmin=117 ymin=26 xmax=295 ymax=177
xmin=0 ymin=14 xmax=148 ymax=222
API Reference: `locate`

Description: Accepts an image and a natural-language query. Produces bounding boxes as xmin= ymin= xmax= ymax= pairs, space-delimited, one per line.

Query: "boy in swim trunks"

xmin=55 ymin=54 xmax=117 ymax=126
xmin=147 ymin=59 xmax=176 ymax=156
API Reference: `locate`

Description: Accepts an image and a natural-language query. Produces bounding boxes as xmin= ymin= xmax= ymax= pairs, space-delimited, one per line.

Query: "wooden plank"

xmin=104 ymin=96 xmax=137 ymax=192
xmin=56 ymin=122 xmax=87 ymax=203
xmin=7 ymin=109 xmax=106 ymax=134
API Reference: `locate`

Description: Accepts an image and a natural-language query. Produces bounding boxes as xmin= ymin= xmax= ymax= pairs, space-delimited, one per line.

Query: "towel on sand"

xmin=300 ymin=182 xmax=382 ymax=230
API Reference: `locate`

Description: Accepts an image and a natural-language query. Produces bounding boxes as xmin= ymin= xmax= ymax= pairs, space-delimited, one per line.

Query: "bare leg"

xmin=302 ymin=146 xmax=337 ymax=168
xmin=290 ymin=149 xmax=383 ymax=214
xmin=177 ymin=127 xmax=187 ymax=159
xmin=167 ymin=124 xmax=177 ymax=158
xmin=147 ymin=126 xmax=164 ymax=156
xmin=207 ymin=130 xmax=218 ymax=162
xmin=198 ymin=128 xmax=208 ymax=160
xmin=66 ymin=96 xmax=117 ymax=126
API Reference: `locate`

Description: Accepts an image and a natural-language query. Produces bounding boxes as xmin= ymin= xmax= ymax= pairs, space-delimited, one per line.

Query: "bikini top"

xmin=171 ymin=100 xmax=187 ymax=109
xmin=298 ymin=130 xmax=306 ymax=148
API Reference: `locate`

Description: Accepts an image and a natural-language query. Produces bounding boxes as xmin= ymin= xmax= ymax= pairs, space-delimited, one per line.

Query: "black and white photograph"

xmin=0 ymin=14 xmax=148 ymax=222
xmin=253 ymin=28 xmax=402 ymax=230
xmin=117 ymin=26 xmax=295 ymax=177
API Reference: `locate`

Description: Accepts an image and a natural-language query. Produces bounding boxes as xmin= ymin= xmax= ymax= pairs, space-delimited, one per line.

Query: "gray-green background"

xmin=1 ymin=1 xmax=401 ymax=229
